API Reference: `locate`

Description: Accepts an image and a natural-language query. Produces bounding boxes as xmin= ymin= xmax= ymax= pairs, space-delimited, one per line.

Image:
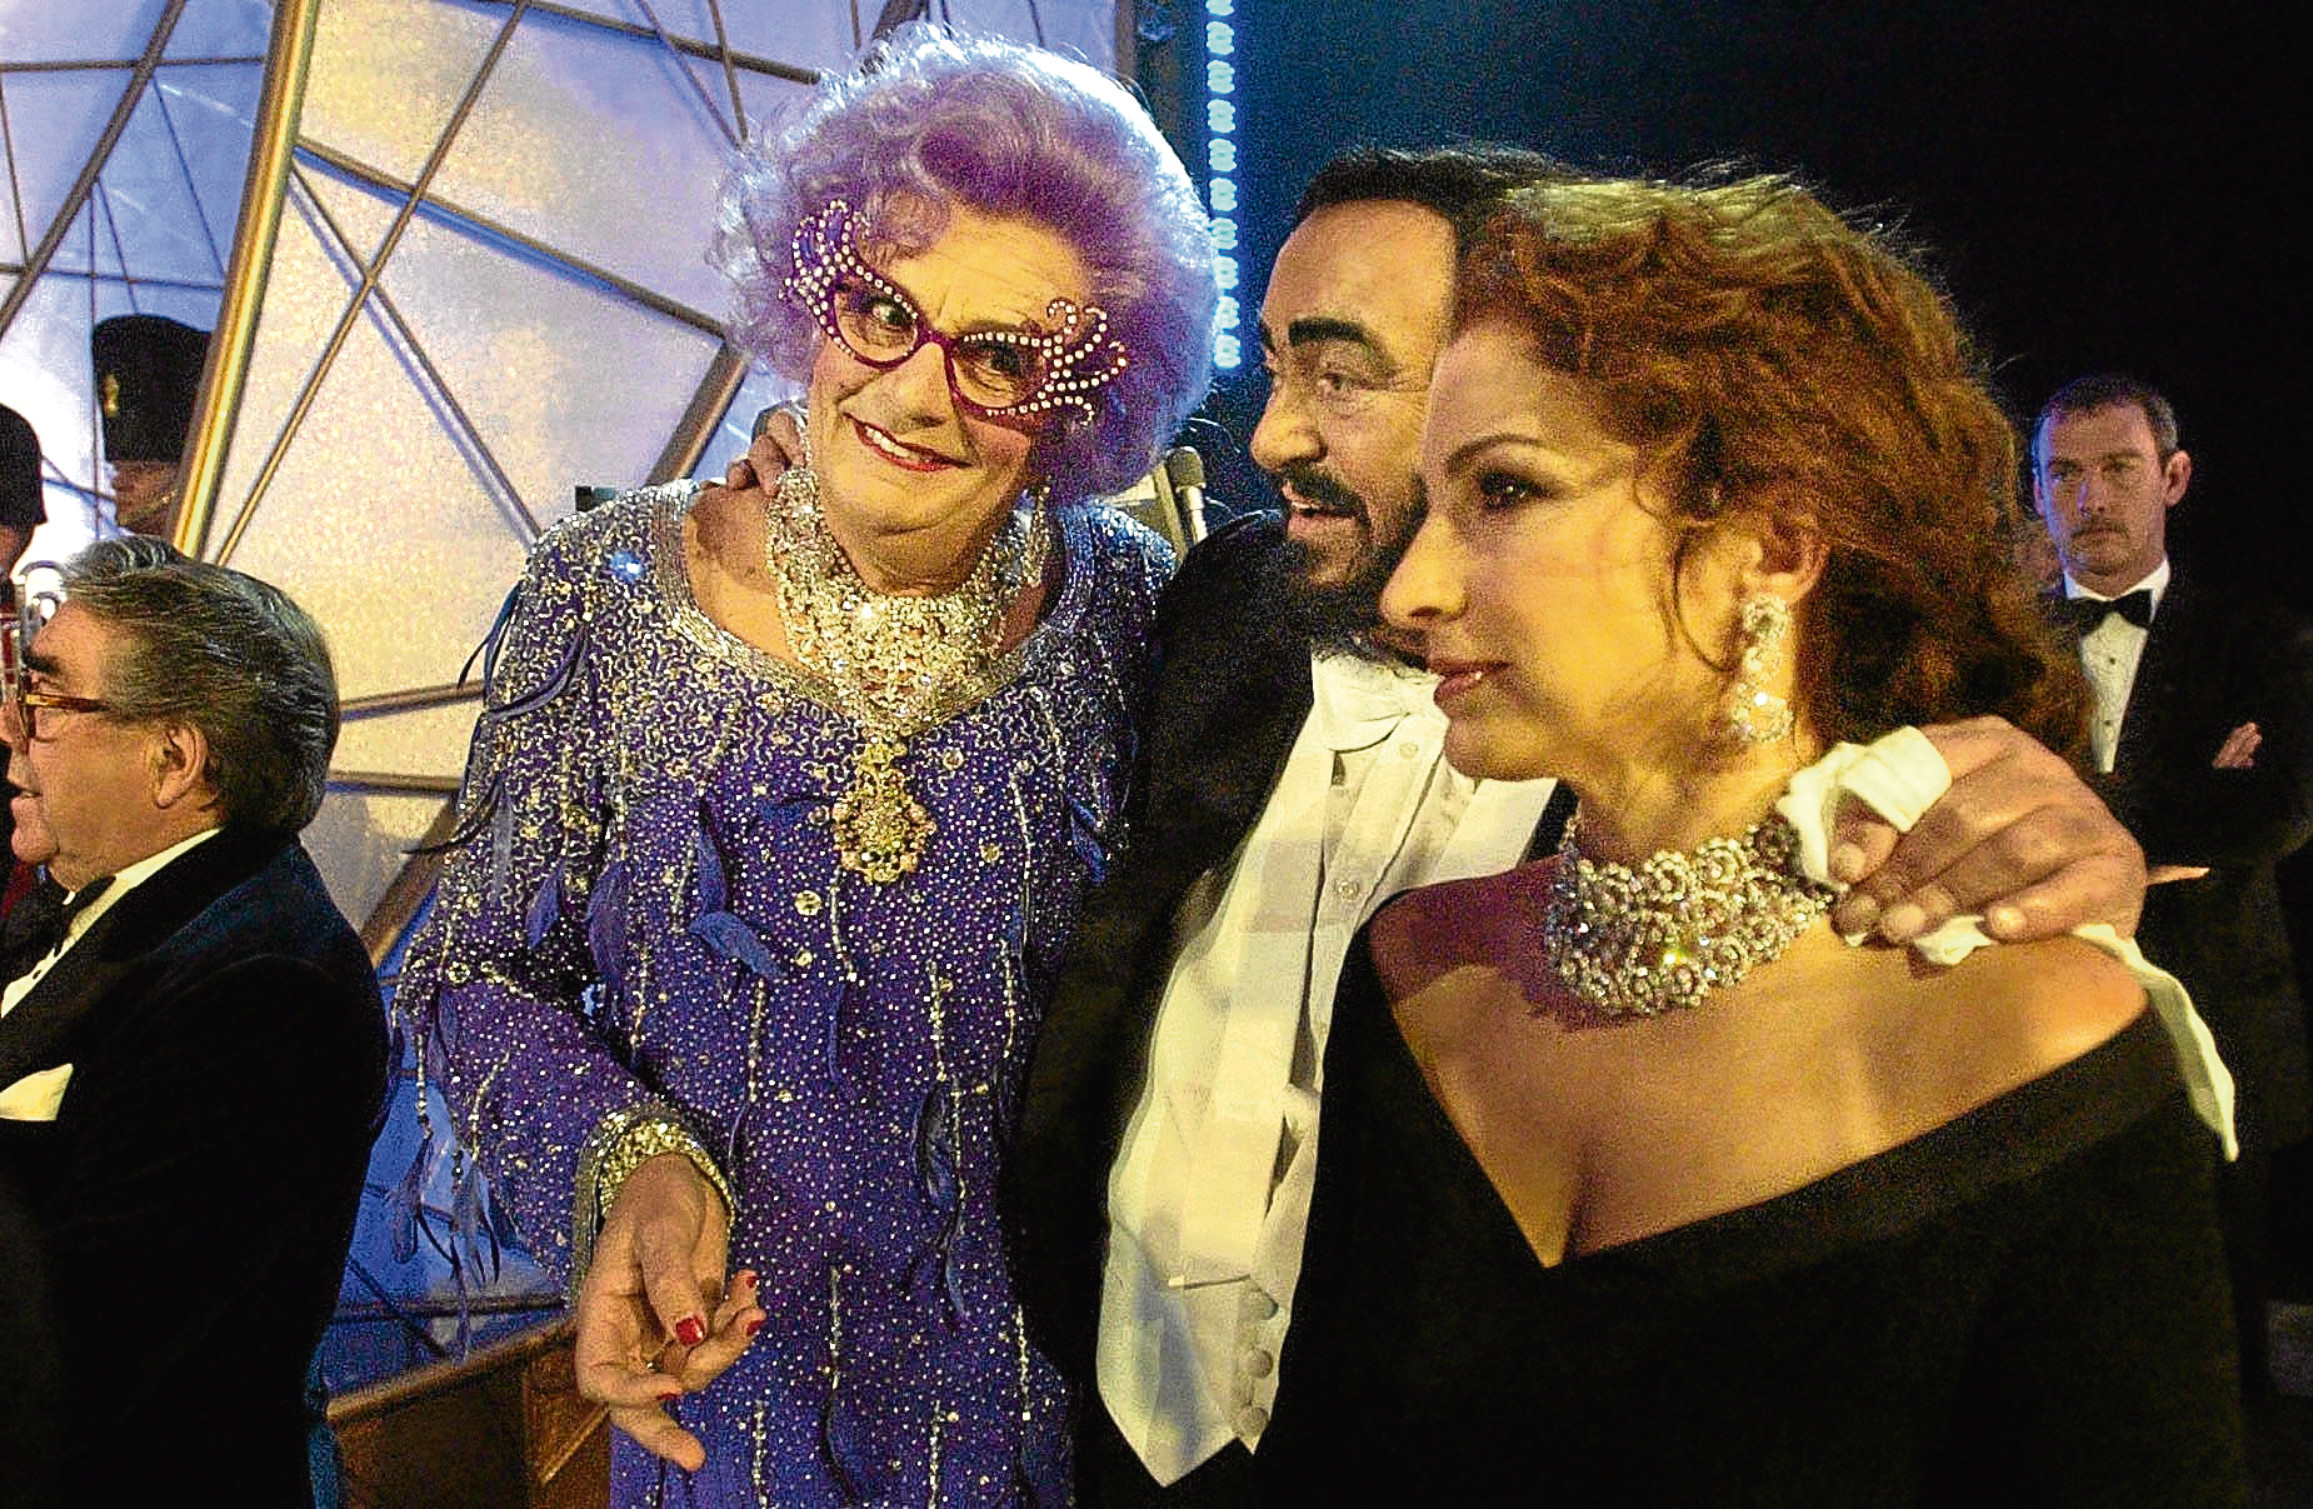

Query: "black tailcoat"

xmin=1007 ymin=514 xmax=1314 ymax=1385
xmin=0 ymin=830 xmax=389 ymax=1505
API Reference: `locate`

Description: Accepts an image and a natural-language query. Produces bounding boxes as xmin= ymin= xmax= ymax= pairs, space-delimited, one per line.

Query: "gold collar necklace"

xmin=764 ymin=420 xmax=1049 ymax=882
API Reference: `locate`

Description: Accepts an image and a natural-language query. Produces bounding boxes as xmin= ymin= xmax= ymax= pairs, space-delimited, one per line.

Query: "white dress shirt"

xmin=1097 ymin=651 xmax=1557 ymax=1483
xmin=2064 ymin=559 xmax=2169 ymax=773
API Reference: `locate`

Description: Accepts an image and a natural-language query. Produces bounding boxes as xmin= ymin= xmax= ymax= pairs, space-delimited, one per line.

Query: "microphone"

xmin=1164 ymin=445 xmax=1209 ymax=545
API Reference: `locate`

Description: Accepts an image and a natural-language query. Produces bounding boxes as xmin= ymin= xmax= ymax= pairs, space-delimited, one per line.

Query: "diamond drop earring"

xmin=1725 ymin=592 xmax=1794 ymax=744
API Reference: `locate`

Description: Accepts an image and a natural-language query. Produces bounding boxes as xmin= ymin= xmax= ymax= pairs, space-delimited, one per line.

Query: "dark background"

xmin=1144 ymin=0 xmax=2310 ymax=615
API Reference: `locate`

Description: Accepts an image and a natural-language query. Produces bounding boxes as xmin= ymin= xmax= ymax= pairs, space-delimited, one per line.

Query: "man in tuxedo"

xmin=2034 ymin=373 xmax=2313 ymax=1392
xmin=0 ymin=537 xmax=388 ymax=1502
xmin=1004 ymin=146 xmax=2158 ymax=1506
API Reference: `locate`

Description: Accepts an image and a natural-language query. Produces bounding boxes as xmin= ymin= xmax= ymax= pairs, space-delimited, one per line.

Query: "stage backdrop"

xmin=2 ymin=0 xmax=1128 ymax=941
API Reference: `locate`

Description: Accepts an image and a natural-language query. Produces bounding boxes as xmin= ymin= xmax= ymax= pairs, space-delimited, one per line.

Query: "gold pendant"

xmin=831 ymin=737 xmax=935 ymax=883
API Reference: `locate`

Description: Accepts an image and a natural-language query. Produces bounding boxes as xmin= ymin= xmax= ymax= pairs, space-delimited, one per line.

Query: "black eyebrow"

xmin=1284 ymin=316 xmax=1381 ymax=351
xmin=23 ymin=650 xmax=58 ymax=677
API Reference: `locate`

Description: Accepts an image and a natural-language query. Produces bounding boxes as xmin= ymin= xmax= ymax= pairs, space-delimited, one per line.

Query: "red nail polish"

xmin=659 ymin=1388 xmax=683 ymax=1404
xmin=675 ymin=1316 xmax=706 ymax=1348
xmin=745 ymin=1317 xmax=765 ymax=1337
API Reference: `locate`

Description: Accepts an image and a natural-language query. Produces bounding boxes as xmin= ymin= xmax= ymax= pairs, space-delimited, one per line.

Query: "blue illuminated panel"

xmin=1205 ymin=0 xmax=1241 ymax=368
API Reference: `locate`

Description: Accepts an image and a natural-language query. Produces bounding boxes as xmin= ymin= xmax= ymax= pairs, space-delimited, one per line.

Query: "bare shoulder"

xmin=1369 ymin=863 xmax=1551 ymax=1000
xmin=1912 ymin=933 xmax=2147 ymax=1088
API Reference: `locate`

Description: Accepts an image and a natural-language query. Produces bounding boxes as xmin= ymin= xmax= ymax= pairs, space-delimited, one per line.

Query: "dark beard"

xmin=1270 ymin=465 xmax=1421 ymax=662
xmin=1279 ymin=535 xmax=1399 ymax=660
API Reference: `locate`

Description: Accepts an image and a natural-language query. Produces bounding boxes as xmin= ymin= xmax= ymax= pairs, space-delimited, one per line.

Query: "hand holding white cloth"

xmin=1778 ymin=727 xmax=2237 ymax=1159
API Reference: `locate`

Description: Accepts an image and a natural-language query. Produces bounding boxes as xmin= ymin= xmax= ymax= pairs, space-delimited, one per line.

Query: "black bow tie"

xmin=2055 ymin=589 xmax=2155 ymax=632
xmin=0 ymin=873 xmax=114 ymax=984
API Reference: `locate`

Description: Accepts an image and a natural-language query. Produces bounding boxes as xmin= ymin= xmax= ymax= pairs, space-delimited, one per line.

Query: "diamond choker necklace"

xmin=1542 ymin=811 xmax=1835 ymax=1019
xmin=765 ymin=425 xmax=1048 ymax=882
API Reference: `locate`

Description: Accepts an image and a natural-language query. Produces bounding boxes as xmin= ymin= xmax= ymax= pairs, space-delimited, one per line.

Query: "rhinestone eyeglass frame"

xmin=780 ymin=199 xmax=1129 ymax=426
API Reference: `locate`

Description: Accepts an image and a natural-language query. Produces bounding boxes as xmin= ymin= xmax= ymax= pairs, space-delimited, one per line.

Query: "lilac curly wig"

xmin=712 ymin=24 xmax=1218 ymax=506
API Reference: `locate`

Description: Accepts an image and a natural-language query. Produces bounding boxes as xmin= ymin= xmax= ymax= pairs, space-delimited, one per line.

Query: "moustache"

xmin=1273 ymin=464 xmax=1366 ymax=519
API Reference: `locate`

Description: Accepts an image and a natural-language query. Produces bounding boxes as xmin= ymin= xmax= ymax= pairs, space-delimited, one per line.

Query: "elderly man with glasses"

xmin=0 ymin=537 xmax=387 ymax=1504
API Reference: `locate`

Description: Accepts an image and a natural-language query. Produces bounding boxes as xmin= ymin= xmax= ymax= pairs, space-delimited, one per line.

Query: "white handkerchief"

xmin=0 ymin=1062 xmax=73 ymax=1122
xmin=1775 ymin=726 xmax=1950 ymax=887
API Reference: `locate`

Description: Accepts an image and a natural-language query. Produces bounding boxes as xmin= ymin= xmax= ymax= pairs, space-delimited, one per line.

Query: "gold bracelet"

xmin=570 ymin=1101 xmax=735 ymax=1292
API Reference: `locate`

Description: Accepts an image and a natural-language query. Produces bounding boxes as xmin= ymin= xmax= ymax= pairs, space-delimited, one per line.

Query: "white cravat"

xmin=1098 ymin=651 xmax=1555 ymax=1483
xmin=2064 ymin=560 xmax=2169 ymax=773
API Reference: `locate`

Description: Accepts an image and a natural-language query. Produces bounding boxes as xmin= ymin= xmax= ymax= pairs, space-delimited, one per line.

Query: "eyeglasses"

xmin=1 ymin=582 xmax=110 ymax=739
xmin=781 ymin=200 xmax=1129 ymax=425
xmin=9 ymin=687 xmax=113 ymax=740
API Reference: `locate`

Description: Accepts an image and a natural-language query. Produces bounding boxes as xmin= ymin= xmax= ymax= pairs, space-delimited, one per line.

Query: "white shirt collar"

xmin=3 ymin=827 xmax=224 ymax=1020
xmin=1309 ymin=650 xmax=1438 ymax=753
xmin=65 ymin=825 xmax=224 ymax=908
xmin=2062 ymin=556 xmax=2170 ymax=611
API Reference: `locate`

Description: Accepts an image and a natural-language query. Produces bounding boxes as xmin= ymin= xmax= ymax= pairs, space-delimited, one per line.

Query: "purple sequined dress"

xmin=397 ymin=484 xmax=1168 ymax=1505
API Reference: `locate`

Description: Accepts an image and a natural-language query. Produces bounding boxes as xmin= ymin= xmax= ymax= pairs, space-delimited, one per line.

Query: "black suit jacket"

xmin=0 ymin=1163 xmax=63 ymax=1507
xmin=1005 ymin=513 xmax=1570 ymax=1385
xmin=2076 ymin=573 xmax=2313 ymax=1150
xmin=0 ymin=831 xmax=389 ymax=1505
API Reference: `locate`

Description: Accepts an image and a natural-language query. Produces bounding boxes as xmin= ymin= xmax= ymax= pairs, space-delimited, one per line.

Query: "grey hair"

xmin=63 ymin=538 xmax=338 ymax=834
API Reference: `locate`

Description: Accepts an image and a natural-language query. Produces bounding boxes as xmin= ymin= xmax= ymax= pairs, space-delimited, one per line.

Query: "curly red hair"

xmin=1462 ymin=172 xmax=2089 ymax=765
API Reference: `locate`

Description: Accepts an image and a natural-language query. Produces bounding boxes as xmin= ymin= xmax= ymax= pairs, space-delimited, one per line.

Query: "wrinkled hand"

xmin=1826 ymin=715 xmax=2147 ymax=943
xmin=573 ymin=1154 xmax=765 ymax=1472
xmin=2212 ymin=721 xmax=2261 ymax=770
xmin=722 ymin=405 xmax=806 ymax=495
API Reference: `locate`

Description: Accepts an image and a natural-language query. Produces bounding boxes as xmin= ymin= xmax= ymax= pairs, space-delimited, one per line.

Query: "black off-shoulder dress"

xmin=1258 ymin=936 xmax=2247 ymax=1507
